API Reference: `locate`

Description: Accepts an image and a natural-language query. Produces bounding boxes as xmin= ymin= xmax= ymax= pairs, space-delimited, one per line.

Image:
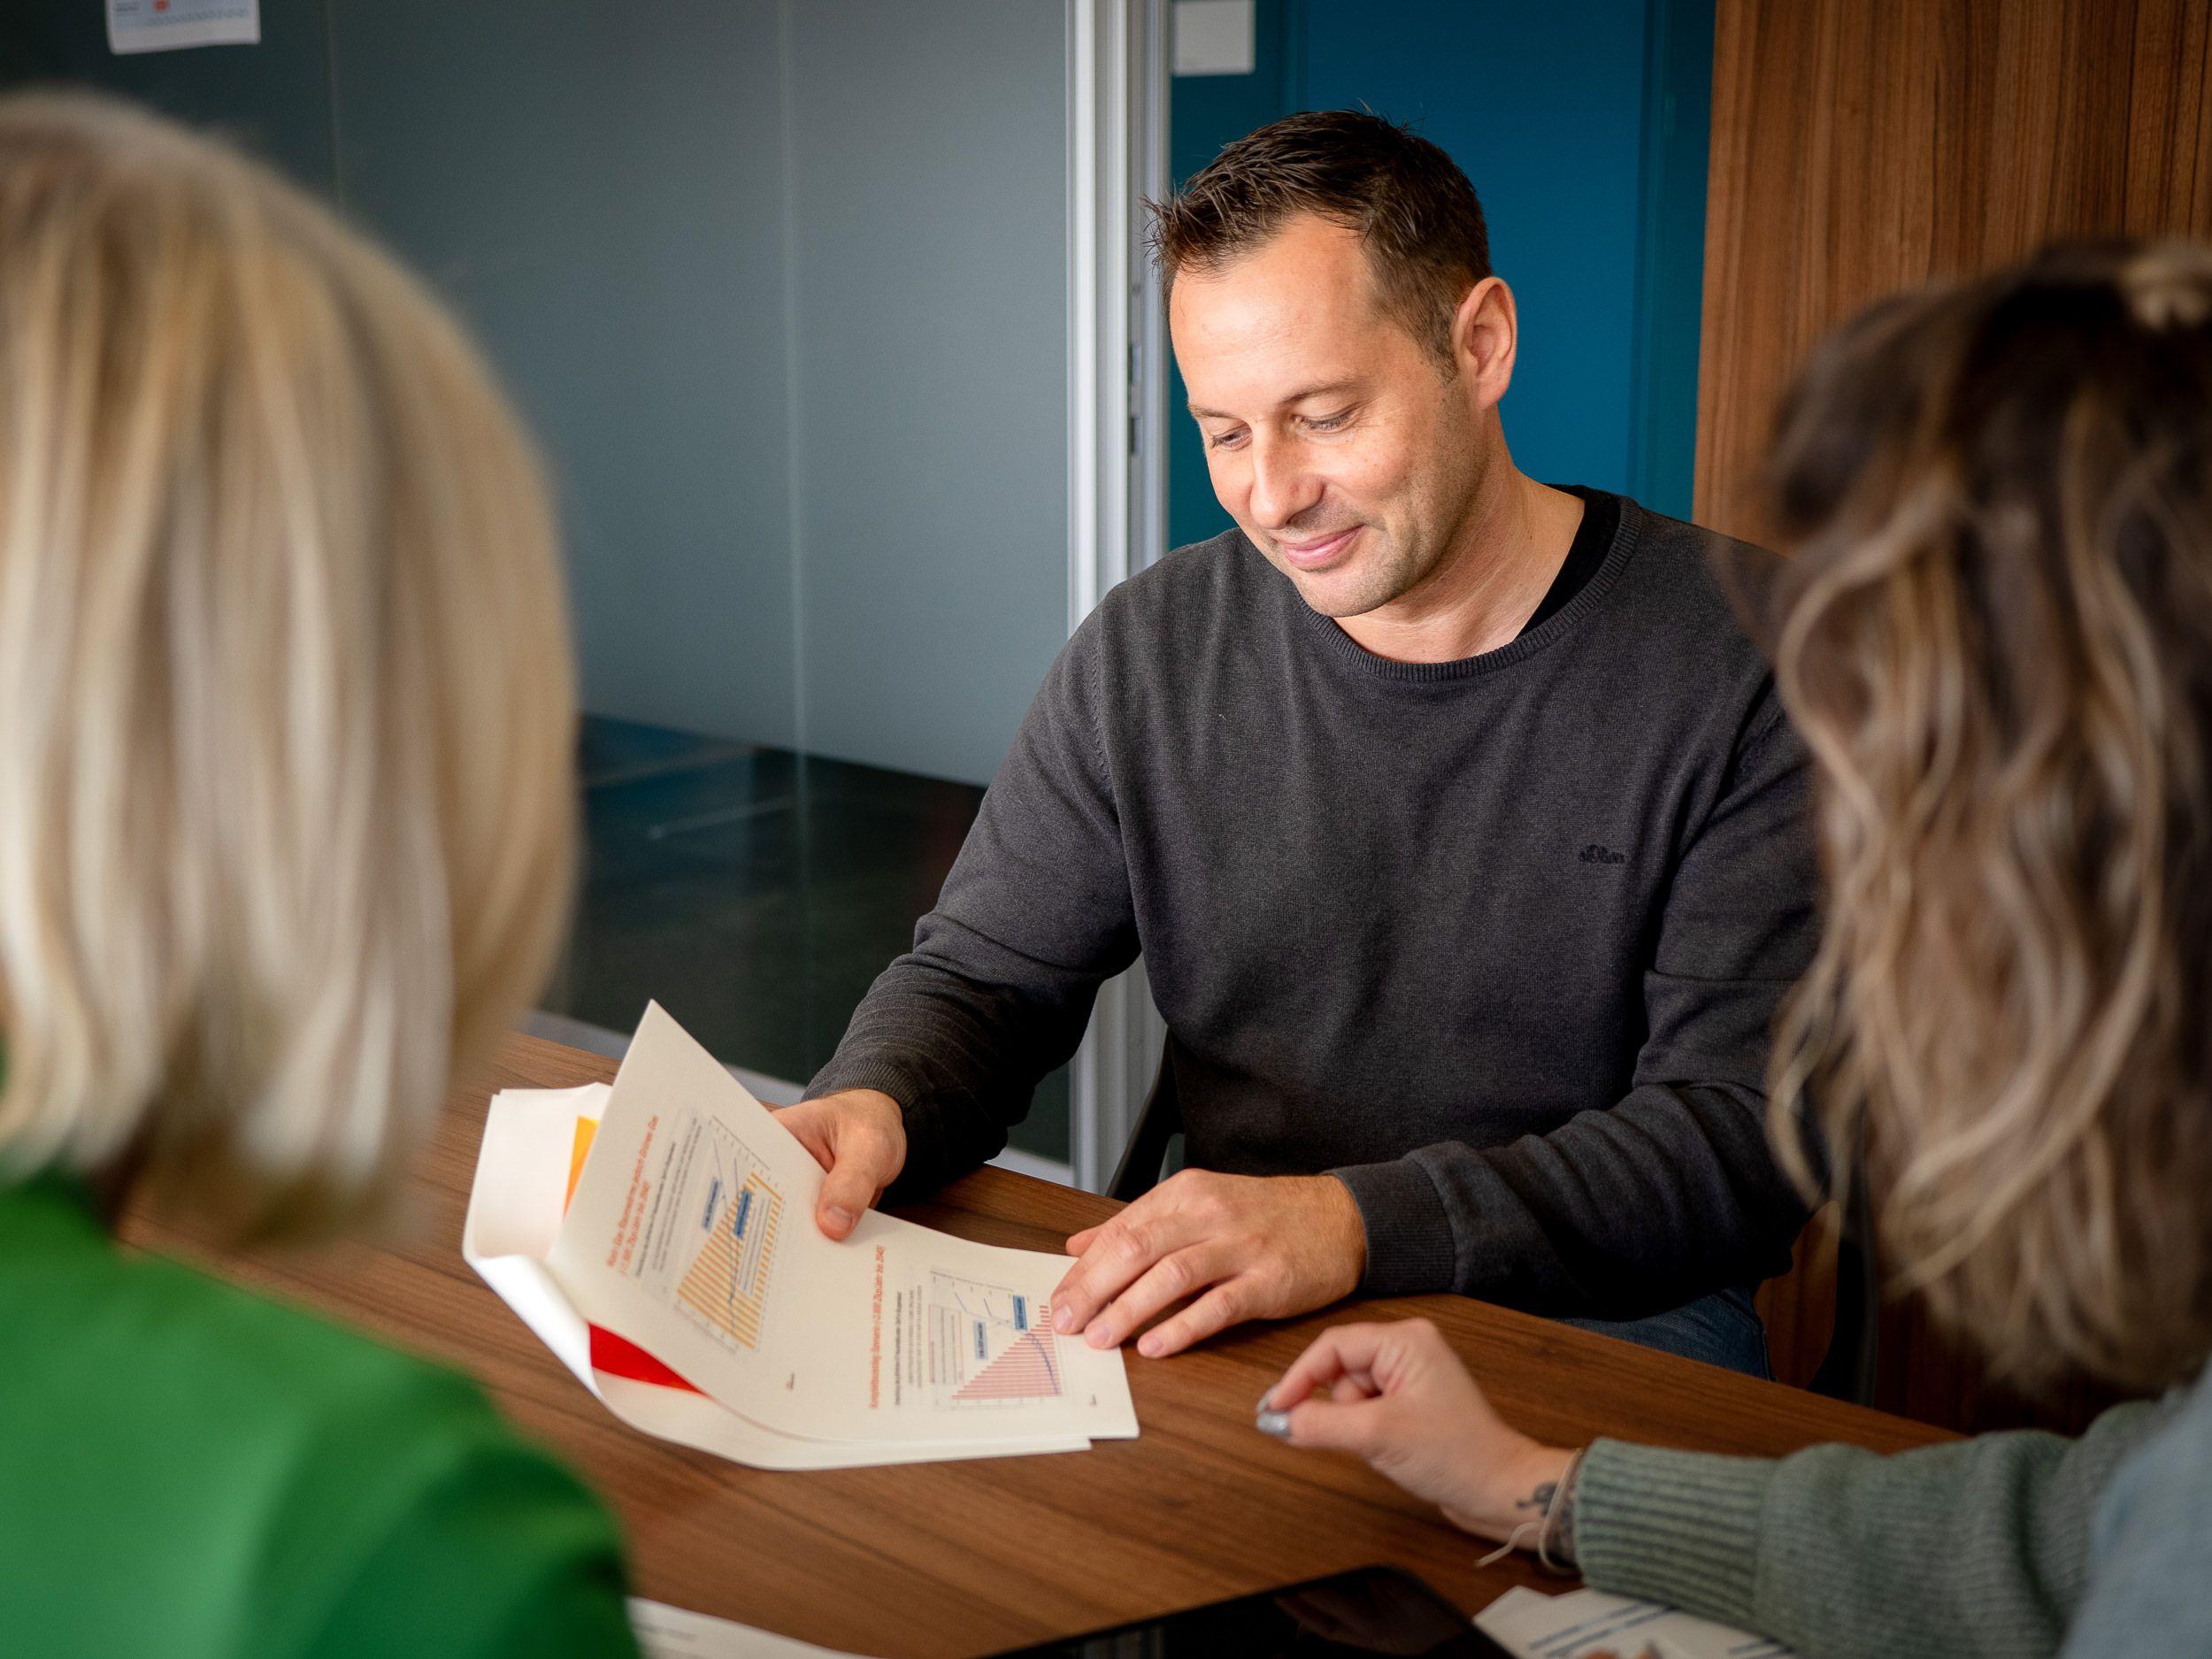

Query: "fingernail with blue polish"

xmin=1255 ymin=1409 xmax=1291 ymax=1440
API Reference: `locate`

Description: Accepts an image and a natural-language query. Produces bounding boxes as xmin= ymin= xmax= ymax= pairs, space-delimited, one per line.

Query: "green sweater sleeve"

xmin=1573 ymin=1399 xmax=2177 ymax=1659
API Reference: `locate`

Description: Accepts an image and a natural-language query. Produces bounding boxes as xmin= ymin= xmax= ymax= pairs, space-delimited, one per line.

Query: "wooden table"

xmin=126 ymin=1035 xmax=1954 ymax=1656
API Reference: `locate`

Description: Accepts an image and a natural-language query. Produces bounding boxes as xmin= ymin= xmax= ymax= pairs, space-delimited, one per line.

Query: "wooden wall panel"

xmin=1697 ymin=0 xmax=2212 ymax=541
xmin=1702 ymin=0 xmax=2212 ymax=1432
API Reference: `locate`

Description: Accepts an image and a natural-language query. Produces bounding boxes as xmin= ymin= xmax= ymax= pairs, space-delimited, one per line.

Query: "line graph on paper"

xmin=672 ymin=1118 xmax=784 ymax=1353
xmin=926 ymin=1270 xmax=1066 ymax=1408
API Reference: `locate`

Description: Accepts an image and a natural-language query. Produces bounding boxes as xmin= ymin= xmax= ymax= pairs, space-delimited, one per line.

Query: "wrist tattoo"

xmin=1508 ymin=1458 xmax=1583 ymax=1571
xmin=1516 ymin=1479 xmax=1557 ymax=1516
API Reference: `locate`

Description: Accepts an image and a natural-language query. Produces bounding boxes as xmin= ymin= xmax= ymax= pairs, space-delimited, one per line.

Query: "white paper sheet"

xmin=107 ymin=0 xmax=258 ymax=54
xmin=628 ymin=1598 xmax=864 ymax=1659
xmin=1476 ymin=1587 xmax=1794 ymax=1659
xmin=546 ymin=1003 xmax=1137 ymax=1449
xmin=464 ymin=1082 xmax=1089 ymax=1467
xmin=465 ymin=1005 xmax=1134 ymax=1467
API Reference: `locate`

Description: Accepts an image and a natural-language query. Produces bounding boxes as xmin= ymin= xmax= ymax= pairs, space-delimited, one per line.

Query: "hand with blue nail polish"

xmin=1260 ymin=1317 xmax=1574 ymax=1548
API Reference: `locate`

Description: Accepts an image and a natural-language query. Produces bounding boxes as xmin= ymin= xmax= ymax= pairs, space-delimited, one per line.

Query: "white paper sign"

xmin=1172 ymin=0 xmax=1256 ymax=76
xmin=108 ymin=0 xmax=259 ymax=55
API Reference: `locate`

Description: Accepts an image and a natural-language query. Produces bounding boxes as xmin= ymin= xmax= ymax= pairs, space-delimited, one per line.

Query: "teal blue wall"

xmin=1167 ymin=0 xmax=1713 ymax=549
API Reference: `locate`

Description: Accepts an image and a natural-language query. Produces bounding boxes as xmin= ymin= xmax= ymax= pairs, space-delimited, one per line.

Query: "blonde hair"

xmin=0 ymin=93 xmax=575 ymax=1235
xmin=1763 ymin=242 xmax=2212 ymax=1393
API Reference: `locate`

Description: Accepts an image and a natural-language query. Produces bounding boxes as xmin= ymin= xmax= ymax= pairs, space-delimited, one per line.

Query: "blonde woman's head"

xmin=0 ymin=92 xmax=575 ymax=1233
xmin=1763 ymin=241 xmax=2212 ymax=1393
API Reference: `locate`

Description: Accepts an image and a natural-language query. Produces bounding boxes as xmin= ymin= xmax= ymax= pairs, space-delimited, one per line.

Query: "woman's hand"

xmin=1258 ymin=1317 xmax=1577 ymax=1547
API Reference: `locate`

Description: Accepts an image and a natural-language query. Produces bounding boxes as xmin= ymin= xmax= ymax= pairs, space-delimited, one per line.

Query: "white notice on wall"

xmin=107 ymin=0 xmax=259 ymax=55
xmin=1172 ymin=0 xmax=1256 ymax=77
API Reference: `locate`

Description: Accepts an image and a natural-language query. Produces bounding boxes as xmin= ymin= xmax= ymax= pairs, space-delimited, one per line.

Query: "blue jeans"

xmin=1560 ymin=1283 xmax=1772 ymax=1378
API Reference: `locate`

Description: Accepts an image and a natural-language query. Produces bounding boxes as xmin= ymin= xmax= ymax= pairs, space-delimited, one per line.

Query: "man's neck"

xmin=1337 ymin=471 xmax=1586 ymax=664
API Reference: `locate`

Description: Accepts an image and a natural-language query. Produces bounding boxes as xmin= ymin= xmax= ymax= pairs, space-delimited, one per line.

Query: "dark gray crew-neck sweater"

xmin=810 ymin=495 xmax=1818 ymax=1316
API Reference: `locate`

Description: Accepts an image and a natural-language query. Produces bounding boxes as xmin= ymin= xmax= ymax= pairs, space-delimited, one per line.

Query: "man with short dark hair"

xmin=780 ymin=111 xmax=1816 ymax=1374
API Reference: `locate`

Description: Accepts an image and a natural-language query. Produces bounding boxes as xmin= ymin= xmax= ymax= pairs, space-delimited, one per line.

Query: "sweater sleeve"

xmin=806 ymin=612 xmax=1140 ymax=1194
xmin=2058 ymin=1368 xmax=2212 ymax=1655
xmin=1571 ymin=1399 xmax=2174 ymax=1659
xmin=1333 ymin=697 xmax=1818 ymax=1310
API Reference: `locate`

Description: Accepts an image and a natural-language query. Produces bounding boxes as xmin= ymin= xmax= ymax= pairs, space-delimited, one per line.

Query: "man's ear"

xmin=1450 ymin=275 xmax=1517 ymax=410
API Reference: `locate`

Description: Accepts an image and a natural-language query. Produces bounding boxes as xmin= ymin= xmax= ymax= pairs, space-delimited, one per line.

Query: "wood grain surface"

xmin=1695 ymin=0 xmax=2212 ymax=548
xmin=123 ymin=1034 xmax=1954 ymax=1657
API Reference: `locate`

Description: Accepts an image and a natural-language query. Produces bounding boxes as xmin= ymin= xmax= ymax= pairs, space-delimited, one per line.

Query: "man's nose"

xmin=1245 ymin=434 xmax=1324 ymax=529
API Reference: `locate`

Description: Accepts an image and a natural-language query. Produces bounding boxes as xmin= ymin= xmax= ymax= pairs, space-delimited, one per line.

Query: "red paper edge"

xmin=589 ymin=1323 xmax=704 ymax=1394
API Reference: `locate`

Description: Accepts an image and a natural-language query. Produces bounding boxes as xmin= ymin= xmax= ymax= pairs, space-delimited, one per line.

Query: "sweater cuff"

xmin=805 ymin=1057 xmax=925 ymax=1110
xmin=1575 ymin=1438 xmax=1773 ymax=1631
xmin=800 ymin=1058 xmax=948 ymax=1195
xmin=1329 ymin=1156 xmax=1456 ymax=1298
xmin=803 ymin=1056 xmax=924 ymax=1111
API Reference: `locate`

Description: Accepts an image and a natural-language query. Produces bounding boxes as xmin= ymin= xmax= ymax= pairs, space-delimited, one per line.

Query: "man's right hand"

xmin=773 ymin=1089 xmax=907 ymax=1240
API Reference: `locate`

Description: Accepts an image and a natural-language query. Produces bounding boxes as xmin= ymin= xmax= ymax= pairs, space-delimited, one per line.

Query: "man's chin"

xmin=1283 ymin=563 xmax=1392 ymax=620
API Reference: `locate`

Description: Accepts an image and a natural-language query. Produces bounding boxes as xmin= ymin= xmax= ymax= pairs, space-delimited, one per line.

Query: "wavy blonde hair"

xmin=0 ymin=93 xmax=575 ymax=1236
xmin=1763 ymin=242 xmax=2212 ymax=1393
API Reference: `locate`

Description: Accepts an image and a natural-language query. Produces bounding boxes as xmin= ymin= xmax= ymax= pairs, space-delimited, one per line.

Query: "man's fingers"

xmin=1064 ymin=1225 xmax=1100 ymax=1256
xmin=777 ymin=1109 xmax=834 ymax=1173
xmin=1135 ymin=1279 xmax=1248 ymax=1358
xmin=1049 ymin=1202 xmax=1200 ymax=1335
xmin=775 ymin=1093 xmax=907 ymax=1241
xmin=1265 ymin=1324 xmax=1393 ymax=1409
xmin=815 ymin=1145 xmax=891 ymax=1237
xmin=816 ymin=1166 xmax=873 ymax=1239
xmin=814 ymin=1118 xmax=900 ymax=1240
xmin=1077 ymin=1243 xmax=1233 ymax=1350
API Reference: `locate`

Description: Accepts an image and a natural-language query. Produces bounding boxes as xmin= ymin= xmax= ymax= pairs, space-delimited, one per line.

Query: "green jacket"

xmin=0 ymin=1176 xmax=640 ymax=1658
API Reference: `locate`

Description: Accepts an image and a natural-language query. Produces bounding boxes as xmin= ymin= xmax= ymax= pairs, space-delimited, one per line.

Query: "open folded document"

xmin=464 ymin=1002 xmax=1137 ymax=1468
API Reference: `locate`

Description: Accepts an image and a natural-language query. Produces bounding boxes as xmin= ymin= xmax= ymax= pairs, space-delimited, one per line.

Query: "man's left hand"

xmin=1049 ymin=1170 xmax=1367 ymax=1358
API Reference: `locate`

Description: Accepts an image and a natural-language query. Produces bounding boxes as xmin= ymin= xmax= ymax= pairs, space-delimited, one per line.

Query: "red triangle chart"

xmin=954 ymin=1329 xmax=1064 ymax=1401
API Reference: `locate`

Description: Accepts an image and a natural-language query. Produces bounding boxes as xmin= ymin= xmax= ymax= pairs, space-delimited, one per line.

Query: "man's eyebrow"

xmin=1187 ymin=378 xmax=1364 ymax=421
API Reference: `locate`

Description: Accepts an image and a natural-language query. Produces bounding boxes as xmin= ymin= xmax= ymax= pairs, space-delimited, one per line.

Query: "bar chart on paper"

xmin=929 ymin=1271 xmax=1066 ymax=1406
xmin=674 ymin=1122 xmax=784 ymax=1352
